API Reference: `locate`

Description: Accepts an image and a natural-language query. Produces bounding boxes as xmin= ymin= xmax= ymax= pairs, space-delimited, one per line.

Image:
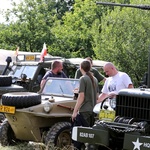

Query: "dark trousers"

xmin=72 ymin=112 xmax=95 ymax=150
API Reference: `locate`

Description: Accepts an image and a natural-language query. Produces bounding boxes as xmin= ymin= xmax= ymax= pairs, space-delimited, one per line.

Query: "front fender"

xmin=72 ymin=126 xmax=109 ymax=146
xmin=124 ymin=133 xmax=150 ymax=150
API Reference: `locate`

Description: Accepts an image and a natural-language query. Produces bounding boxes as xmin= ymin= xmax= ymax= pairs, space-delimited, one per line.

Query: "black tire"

xmin=2 ymin=92 xmax=41 ymax=108
xmin=0 ymin=76 xmax=12 ymax=86
xmin=45 ymin=122 xmax=72 ymax=148
xmin=0 ymin=120 xmax=18 ymax=146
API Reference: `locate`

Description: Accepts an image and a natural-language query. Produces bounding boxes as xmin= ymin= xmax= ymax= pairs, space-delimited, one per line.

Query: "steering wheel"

xmin=93 ymin=97 xmax=116 ymax=114
xmin=100 ymin=97 xmax=110 ymax=109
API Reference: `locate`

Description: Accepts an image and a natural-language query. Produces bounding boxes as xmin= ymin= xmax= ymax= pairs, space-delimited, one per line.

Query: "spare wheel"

xmin=2 ymin=92 xmax=41 ymax=108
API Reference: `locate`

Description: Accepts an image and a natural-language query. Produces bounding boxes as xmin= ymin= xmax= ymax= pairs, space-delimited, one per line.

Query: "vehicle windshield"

xmin=42 ymin=78 xmax=79 ymax=97
xmin=8 ymin=65 xmax=38 ymax=79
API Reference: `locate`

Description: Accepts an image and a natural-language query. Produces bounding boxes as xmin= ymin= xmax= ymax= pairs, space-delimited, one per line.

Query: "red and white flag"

xmin=40 ymin=43 xmax=47 ymax=61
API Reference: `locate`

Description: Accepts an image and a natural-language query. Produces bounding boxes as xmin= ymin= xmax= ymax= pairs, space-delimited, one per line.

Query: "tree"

xmin=55 ymin=0 xmax=74 ymax=19
xmin=0 ymin=0 xmax=150 ymax=87
xmin=49 ymin=0 xmax=104 ymax=58
xmin=93 ymin=0 xmax=150 ymax=86
xmin=48 ymin=0 xmax=127 ymax=58
xmin=0 ymin=0 xmax=59 ymax=51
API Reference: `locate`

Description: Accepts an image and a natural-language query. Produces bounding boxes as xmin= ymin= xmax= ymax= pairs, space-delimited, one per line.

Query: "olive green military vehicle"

xmin=0 ymin=56 xmax=107 ymax=148
xmin=0 ymin=77 xmax=79 ymax=148
xmin=0 ymin=56 xmax=27 ymax=98
xmin=0 ymin=53 xmax=78 ymax=124
xmin=0 ymin=53 xmax=107 ymax=96
xmin=72 ymin=88 xmax=150 ymax=150
xmin=0 ymin=54 xmax=61 ymax=99
xmin=0 ymin=52 xmax=107 ymax=126
xmin=0 ymin=53 xmax=72 ymax=95
xmin=72 ymin=2 xmax=150 ymax=150
xmin=0 ymin=53 xmax=79 ymax=99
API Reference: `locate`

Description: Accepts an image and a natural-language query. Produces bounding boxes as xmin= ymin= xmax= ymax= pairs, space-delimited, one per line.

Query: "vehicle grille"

xmin=116 ymin=93 xmax=150 ymax=123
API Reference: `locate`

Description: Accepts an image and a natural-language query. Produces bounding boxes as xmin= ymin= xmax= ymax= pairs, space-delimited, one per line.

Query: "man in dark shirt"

xmin=75 ymin=57 xmax=106 ymax=83
xmin=40 ymin=60 xmax=67 ymax=88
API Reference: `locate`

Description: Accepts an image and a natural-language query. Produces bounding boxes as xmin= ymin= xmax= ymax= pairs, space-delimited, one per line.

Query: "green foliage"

xmin=49 ymin=0 xmax=100 ymax=58
xmin=55 ymin=0 xmax=74 ymax=19
xmin=93 ymin=0 xmax=150 ymax=86
xmin=0 ymin=0 xmax=57 ymax=51
xmin=0 ymin=0 xmax=150 ymax=87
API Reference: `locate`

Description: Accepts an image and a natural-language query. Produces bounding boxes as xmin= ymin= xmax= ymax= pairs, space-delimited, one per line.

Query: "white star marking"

xmin=132 ymin=138 xmax=143 ymax=150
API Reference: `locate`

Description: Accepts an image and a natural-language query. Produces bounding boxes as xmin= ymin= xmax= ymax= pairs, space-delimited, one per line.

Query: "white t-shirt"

xmin=102 ymin=71 xmax=132 ymax=95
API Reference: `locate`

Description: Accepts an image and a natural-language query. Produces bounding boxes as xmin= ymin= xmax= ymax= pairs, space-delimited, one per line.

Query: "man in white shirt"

xmin=97 ymin=62 xmax=134 ymax=103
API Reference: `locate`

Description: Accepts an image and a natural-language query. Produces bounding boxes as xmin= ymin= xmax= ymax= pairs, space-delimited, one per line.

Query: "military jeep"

xmin=0 ymin=54 xmax=63 ymax=98
xmin=0 ymin=53 xmax=107 ymax=96
xmin=0 ymin=53 xmax=107 ymax=125
xmin=71 ymin=2 xmax=150 ymax=150
xmin=0 ymin=55 xmax=27 ymax=98
xmin=0 ymin=77 xmax=79 ymax=148
xmin=72 ymin=88 xmax=150 ymax=150
xmin=1 ymin=54 xmax=76 ymax=93
xmin=0 ymin=54 xmax=78 ymax=123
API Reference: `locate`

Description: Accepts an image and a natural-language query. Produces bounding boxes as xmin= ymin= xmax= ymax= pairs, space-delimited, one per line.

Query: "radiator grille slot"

xmin=116 ymin=95 xmax=150 ymax=123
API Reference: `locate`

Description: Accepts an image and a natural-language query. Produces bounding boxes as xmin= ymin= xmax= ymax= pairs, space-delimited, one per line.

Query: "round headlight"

xmin=109 ymin=98 xmax=116 ymax=110
xmin=43 ymin=102 xmax=52 ymax=113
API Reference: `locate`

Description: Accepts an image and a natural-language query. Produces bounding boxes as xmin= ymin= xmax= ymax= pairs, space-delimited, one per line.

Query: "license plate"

xmin=99 ymin=109 xmax=115 ymax=122
xmin=25 ymin=55 xmax=35 ymax=61
xmin=0 ymin=105 xmax=15 ymax=114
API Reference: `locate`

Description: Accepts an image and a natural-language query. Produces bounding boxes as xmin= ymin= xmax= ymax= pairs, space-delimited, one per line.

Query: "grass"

xmin=0 ymin=142 xmax=45 ymax=150
xmin=0 ymin=142 xmax=75 ymax=150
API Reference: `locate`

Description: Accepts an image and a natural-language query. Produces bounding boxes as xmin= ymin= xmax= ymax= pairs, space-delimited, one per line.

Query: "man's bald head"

xmin=103 ymin=62 xmax=118 ymax=77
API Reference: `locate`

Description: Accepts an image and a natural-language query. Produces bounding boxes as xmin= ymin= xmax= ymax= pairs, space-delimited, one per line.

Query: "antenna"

xmin=96 ymin=2 xmax=150 ymax=10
